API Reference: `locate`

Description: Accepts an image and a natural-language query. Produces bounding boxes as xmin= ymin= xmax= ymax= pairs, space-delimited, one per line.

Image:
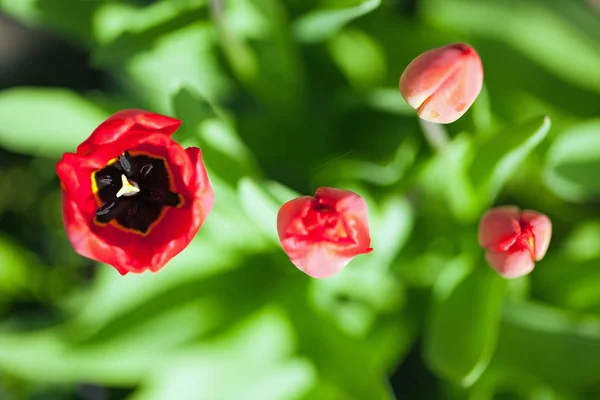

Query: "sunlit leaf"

xmin=238 ymin=177 xmax=288 ymax=245
xmin=131 ymin=307 xmax=315 ymax=400
xmin=293 ymin=0 xmax=381 ymax=43
xmin=93 ymin=0 xmax=209 ymax=63
xmin=469 ymin=115 xmax=550 ymax=206
xmin=328 ymin=28 xmax=386 ymax=90
xmin=171 ymin=87 xmax=260 ymax=184
xmin=494 ymin=301 xmax=600 ymax=388
xmin=544 ymin=118 xmax=600 ymax=202
xmin=424 ymin=258 xmax=507 ymax=386
xmin=0 ymin=88 xmax=107 ymax=157
xmin=120 ymin=22 xmax=233 ymax=113
xmin=281 ymin=280 xmax=395 ymax=400
xmin=218 ymin=0 xmax=305 ymax=109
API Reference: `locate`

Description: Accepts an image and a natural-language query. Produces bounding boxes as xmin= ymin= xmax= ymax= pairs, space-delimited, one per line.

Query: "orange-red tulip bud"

xmin=478 ymin=206 xmax=552 ymax=279
xmin=277 ymin=187 xmax=372 ymax=279
xmin=399 ymin=43 xmax=483 ymax=124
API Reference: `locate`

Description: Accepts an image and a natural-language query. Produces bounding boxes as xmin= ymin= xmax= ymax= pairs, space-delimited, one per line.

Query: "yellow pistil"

xmin=116 ymin=174 xmax=140 ymax=198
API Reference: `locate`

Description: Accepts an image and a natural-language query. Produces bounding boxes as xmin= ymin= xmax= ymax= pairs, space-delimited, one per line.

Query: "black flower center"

xmin=92 ymin=151 xmax=183 ymax=235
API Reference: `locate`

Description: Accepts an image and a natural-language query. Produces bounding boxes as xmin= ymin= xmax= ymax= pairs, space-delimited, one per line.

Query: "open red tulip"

xmin=478 ymin=206 xmax=552 ymax=279
xmin=56 ymin=109 xmax=214 ymax=275
xmin=277 ymin=187 xmax=372 ymax=279
xmin=399 ymin=43 xmax=483 ymax=124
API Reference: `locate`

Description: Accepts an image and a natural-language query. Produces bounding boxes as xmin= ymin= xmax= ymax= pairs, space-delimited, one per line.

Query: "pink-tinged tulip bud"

xmin=277 ymin=187 xmax=373 ymax=279
xmin=478 ymin=206 xmax=552 ymax=279
xmin=399 ymin=43 xmax=483 ymax=124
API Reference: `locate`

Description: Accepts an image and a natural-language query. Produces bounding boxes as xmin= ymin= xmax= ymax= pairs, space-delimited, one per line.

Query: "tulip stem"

xmin=419 ymin=119 xmax=449 ymax=153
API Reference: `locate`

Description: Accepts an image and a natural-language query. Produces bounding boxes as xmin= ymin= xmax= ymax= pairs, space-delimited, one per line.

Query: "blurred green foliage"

xmin=0 ymin=0 xmax=599 ymax=399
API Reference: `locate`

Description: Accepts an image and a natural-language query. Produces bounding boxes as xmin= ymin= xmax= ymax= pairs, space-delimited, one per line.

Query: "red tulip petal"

xmin=277 ymin=197 xmax=313 ymax=239
xmin=324 ymin=187 xmax=372 ymax=257
xmin=77 ymin=109 xmax=181 ymax=155
xmin=282 ymin=242 xmax=353 ymax=279
xmin=61 ymin=188 xmax=131 ymax=275
xmin=478 ymin=206 xmax=521 ymax=252
xmin=485 ymin=249 xmax=535 ymax=279
xmin=521 ymin=210 xmax=552 ymax=261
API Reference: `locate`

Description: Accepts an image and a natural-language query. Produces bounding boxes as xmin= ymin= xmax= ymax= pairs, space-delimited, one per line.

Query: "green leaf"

xmin=238 ymin=177 xmax=300 ymax=245
xmin=494 ymin=301 xmax=600 ymax=389
xmin=0 ymin=0 xmax=39 ymax=22
xmin=424 ymin=258 xmax=507 ymax=386
xmin=131 ymin=308 xmax=315 ymax=400
xmin=281 ymin=280 xmax=395 ymax=400
xmin=171 ymin=88 xmax=260 ymax=185
xmin=0 ymin=88 xmax=108 ymax=157
xmin=371 ymin=195 xmax=414 ymax=266
xmin=35 ymin=0 xmax=100 ymax=45
xmin=293 ymin=0 xmax=381 ymax=43
xmin=92 ymin=0 xmax=209 ymax=64
xmin=471 ymin=83 xmax=492 ymax=135
xmin=328 ymin=28 xmax=386 ymax=90
xmin=544 ymin=118 xmax=600 ymax=202
xmin=420 ymin=134 xmax=479 ymax=221
xmin=364 ymin=87 xmax=415 ymax=116
xmin=314 ymin=135 xmax=418 ymax=186
xmin=469 ymin=115 xmax=551 ymax=205
xmin=217 ymin=0 xmax=305 ymax=109
xmin=0 ymin=235 xmax=38 ymax=298
xmin=120 ymin=22 xmax=232 ymax=113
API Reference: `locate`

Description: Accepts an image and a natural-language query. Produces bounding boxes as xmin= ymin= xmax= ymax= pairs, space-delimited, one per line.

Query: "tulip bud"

xmin=277 ymin=187 xmax=372 ymax=279
xmin=478 ymin=206 xmax=552 ymax=279
xmin=399 ymin=43 xmax=483 ymax=124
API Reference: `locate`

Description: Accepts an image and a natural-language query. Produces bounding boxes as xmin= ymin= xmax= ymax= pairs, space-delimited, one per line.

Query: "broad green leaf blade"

xmin=171 ymin=87 xmax=261 ymax=185
xmin=293 ymin=0 xmax=381 ymax=43
xmin=328 ymin=28 xmax=386 ymax=90
xmin=494 ymin=301 xmax=600 ymax=388
xmin=420 ymin=134 xmax=479 ymax=221
xmin=0 ymin=302 xmax=207 ymax=384
xmin=92 ymin=0 xmax=209 ymax=64
xmin=364 ymin=87 xmax=416 ymax=116
xmin=218 ymin=0 xmax=305 ymax=109
xmin=282 ymin=280 xmax=395 ymax=400
xmin=314 ymin=135 xmax=418 ymax=187
xmin=544 ymin=118 xmax=600 ymax=202
xmin=121 ymin=22 xmax=232 ymax=113
xmin=469 ymin=115 xmax=550 ymax=205
xmin=0 ymin=88 xmax=108 ymax=157
xmin=238 ymin=177 xmax=295 ymax=245
xmin=424 ymin=259 xmax=507 ymax=386
xmin=131 ymin=308 xmax=314 ymax=400
xmin=471 ymin=83 xmax=492 ymax=135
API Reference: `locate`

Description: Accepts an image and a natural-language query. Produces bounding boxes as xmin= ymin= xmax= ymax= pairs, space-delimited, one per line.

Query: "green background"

xmin=0 ymin=0 xmax=599 ymax=398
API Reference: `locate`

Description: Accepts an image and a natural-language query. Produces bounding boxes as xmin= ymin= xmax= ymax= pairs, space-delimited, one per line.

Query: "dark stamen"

xmin=98 ymin=175 xmax=112 ymax=185
xmin=96 ymin=200 xmax=116 ymax=216
xmin=140 ymin=164 xmax=153 ymax=177
xmin=118 ymin=152 xmax=132 ymax=174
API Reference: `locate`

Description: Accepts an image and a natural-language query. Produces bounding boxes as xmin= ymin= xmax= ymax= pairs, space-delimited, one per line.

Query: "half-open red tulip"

xmin=399 ymin=43 xmax=483 ymax=124
xmin=56 ymin=109 xmax=214 ymax=275
xmin=277 ymin=187 xmax=372 ymax=279
xmin=478 ymin=206 xmax=552 ymax=279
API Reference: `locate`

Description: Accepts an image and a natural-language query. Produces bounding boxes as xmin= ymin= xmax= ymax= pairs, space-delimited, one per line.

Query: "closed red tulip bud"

xmin=478 ymin=206 xmax=552 ymax=279
xmin=399 ymin=43 xmax=483 ymax=124
xmin=57 ymin=109 xmax=214 ymax=275
xmin=277 ymin=187 xmax=372 ymax=279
